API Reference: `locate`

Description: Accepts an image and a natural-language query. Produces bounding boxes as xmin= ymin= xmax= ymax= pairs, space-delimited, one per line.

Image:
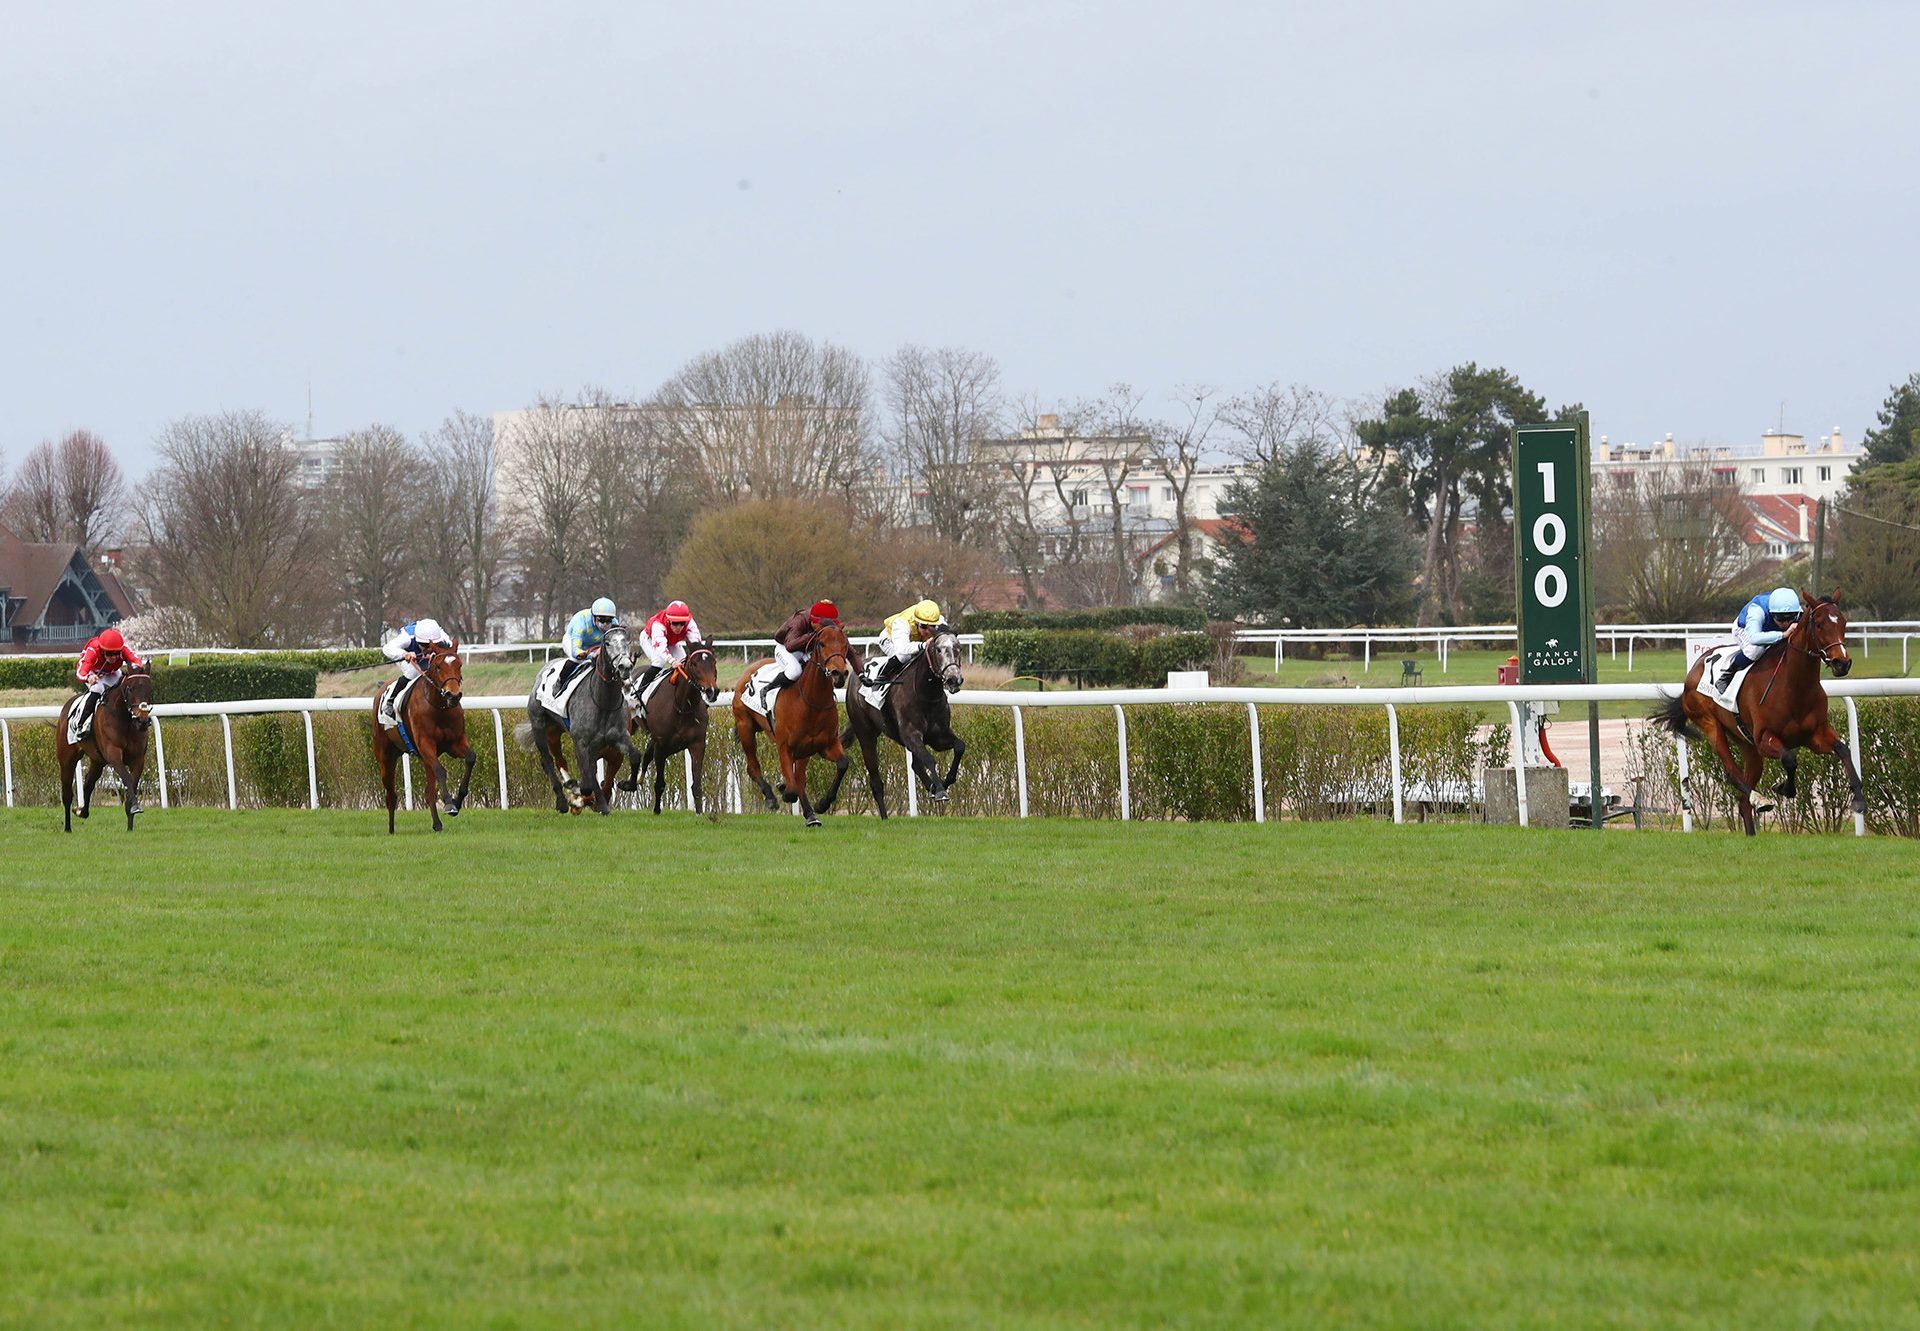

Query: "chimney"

xmin=1799 ymin=503 xmax=1809 ymax=541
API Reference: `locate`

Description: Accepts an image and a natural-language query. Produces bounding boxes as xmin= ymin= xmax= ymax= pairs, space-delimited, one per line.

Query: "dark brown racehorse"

xmin=58 ymin=667 xmax=153 ymax=832
xmin=732 ymin=622 xmax=852 ymax=827
xmin=819 ymin=626 xmax=967 ymax=818
xmin=371 ymin=642 xmax=475 ymax=833
xmin=1654 ymin=591 xmax=1862 ymax=835
xmin=631 ymin=640 xmax=721 ymax=813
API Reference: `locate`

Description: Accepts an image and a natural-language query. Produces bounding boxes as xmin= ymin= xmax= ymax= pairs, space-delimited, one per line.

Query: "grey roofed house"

xmin=0 ymin=523 xmax=137 ymax=653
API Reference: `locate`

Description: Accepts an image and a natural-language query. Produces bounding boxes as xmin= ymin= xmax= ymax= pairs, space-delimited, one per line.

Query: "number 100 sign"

xmin=1513 ymin=417 xmax=1595 ymax=684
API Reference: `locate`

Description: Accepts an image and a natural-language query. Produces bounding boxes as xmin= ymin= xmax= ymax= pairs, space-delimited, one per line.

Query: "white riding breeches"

xmin=88 ymin=669 xmax=124 ymax=695
xmin=1732 ymin=627 xmax=1770 ymax=663
xmin=774 ymin=644 xmax=806 ymax=680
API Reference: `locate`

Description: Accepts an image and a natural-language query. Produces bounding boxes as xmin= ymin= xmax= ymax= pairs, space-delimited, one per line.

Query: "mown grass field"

xmin=4 ymin=811 xmax=1919 ymax=1329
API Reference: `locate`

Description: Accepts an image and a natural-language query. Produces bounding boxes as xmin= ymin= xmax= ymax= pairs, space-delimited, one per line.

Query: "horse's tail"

xmin=1649 ymin=690 xmax=1701 ymax=741
xmin=512 ymin=720 xmax=537 ymax=751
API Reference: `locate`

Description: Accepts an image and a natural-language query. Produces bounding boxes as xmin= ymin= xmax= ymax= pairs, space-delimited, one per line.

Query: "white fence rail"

xmin=5 ymin=679 xmax=1917 ymax=833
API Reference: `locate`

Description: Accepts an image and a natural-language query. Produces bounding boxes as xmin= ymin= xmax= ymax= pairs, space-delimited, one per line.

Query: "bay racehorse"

xmin=371 ymin=642 xmax=474 ymax=833
xmin=57 ymin=667 xmax=154 ymax=832
xmin=732 ymin=621 xmax=852 ymax=827
xmin=1653 ymin=591 xmax=1863 ymax=835
xmin=630 ymin=639 xmax=721 ymax=814
xmin=521 ymin=625 xmax=645 ymax=815
xmin=819 ymin=626 xmax=966 ymax=818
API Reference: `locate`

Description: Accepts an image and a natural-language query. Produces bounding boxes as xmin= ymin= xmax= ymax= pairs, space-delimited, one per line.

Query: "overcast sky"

xmin=3 ymin=0 xmax=1914 ymax=474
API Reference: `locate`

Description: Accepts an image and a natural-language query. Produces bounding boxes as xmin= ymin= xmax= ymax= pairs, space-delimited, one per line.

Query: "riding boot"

xmin=77 ymin=690 xmax=101 ymax=737
xmin=1712 ymin=655 xmax=1743 ymax=697
xmin=379 ymin=680 xmax=400 ymax=729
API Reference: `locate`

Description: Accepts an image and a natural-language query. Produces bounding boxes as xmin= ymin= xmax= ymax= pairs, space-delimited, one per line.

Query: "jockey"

xmin=557 ymin=597 xmax=618 ymax=689
xmin=636 ymin=599 xmax=704 ymax=692
xmin=1712 ymin=586 xmax=1802 ymax=695
xmin=74 ymin=626 xmax=145 ymax=734
xmin=379 ymin=617 xmax=452 ymax=727
xmin=762 ymin=599 xmax=842 ymax=708
xmin=872 ymin=599 xmax=945 ymax=684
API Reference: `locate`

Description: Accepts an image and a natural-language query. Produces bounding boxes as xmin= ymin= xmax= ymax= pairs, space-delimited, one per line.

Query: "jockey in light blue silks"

xmin=558 ymin=597 xmax=618 ymax=689
xmin=1712 ymin=586 xmax=1802 ymax=696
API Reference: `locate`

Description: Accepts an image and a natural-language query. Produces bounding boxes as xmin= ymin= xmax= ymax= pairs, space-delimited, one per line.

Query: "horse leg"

xmin=776 ymin=745 xmax=802 ymax=805
xmin=689 ymin=736 xmax=707 ymax=814
xmin=378 ymin=740 xmax=400 ymax=835
xmin=940 ymin=733 xmax=966 ymax=794
xmin=59 ymin=741 xmax=76 ymax=833
xmin=624 ymin=739 xmax=650 ymax=794
xmin=854 ymin=725 xmax=889 ymax=820
xmin=1767 ymin=740 xmax=1797 ymax=800
xmin=793 ymin=754 xmax=823 ymax=827
xmin=1702 ymin=718 xmax=1759 ymax=835
xmin=571 ymin=734 xmax=605 ymax=814
xmin=737 ymin=714 xmax=779 ymax=811
xmin=80 ymin=755 xmax=105 ymax=820
xmin=125 ymin=749 xmax=147 ymax=825
xmin=112 ymin=753 xmax=138 ymax=831
xmin=421 ymin=739 xmax=444 ymax=832
xmin=1809 ymin=724 xmax=1867 ymax=816
xmin=447 ymin=739 xmax=475 ymax=815
xmin=815 ymin=724 xmax=858 ymax=815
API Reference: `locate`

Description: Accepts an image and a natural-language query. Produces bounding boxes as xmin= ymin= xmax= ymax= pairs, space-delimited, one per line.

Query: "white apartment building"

xmin=283 ymin=433 xmax=347 ymax=489
xmin=1593 ymin=428 xmax=1860 ymax=503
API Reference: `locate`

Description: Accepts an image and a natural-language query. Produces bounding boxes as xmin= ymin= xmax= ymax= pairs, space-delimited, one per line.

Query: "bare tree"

xmin=1146 ymin=386 xmax=1218 ymax=597
xmin=647 ymin=330 xmax=874 ymax=510
xmin=416 ymin=410 xmax=506 ymax=642
xmin=880 ymin=345 xmax=1007 ymax=546
xmin=1593 ymin=464 xmax=1750 ymax=622
xmin=331 ymin=425 xmax=422 ymax=646
xmin=1218 ymin=383 xmax=1342 ymax=465
xmin=498 ymin=396 xmax=597 ymax=636
xmin=1 ymin=443 xmax=63 ymax=541
xmin=1 ymin=430 xmax=129 ymax=552
xmin=137 ymin=411 xmax=326 ymax=647
xmin=1079 ymin=384 xmax=1154 ymax=602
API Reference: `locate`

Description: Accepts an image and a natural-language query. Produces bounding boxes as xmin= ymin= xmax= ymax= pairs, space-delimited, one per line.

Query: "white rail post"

xmin=1013 ymin=705 xmax=1029 ymax=818
xmin=1627 ymin=637 xmax=1635 ymax=672
xmin=684 ymin=749 xmax=695 ymax=811
xmin=1273 ymin=637 xmax=1281 ymax=671
xmin=1676 ymin=729 xmax=1692 ymax=833
xmin=492 ymin=709 xmax=510 ymax=810
xmin=1386 ymin=703 xmax=1404 ymax=825
xmin=907 ymin=743 xmax=920 ymax=816
xmin=1905 ymin=635 xmax=1910 ymax=673
xmin=1114 ymin=704 xmax=1130 ymax=821
xmin=302 ymin=710 xmax=319 ymax=809
xmin=402 ymin=753 xmax=414 ymax=810
xmin=153 ymin=717 xmax=168 ymax=809
xmin=1 ymin=719 xmax=11 ymax=808
xmin=220 ymin=714 xmax=237 ymax=810
xmin=1363 ymin=635 xmax=1372 ymax=672
xmin=1247 ymin=702 xmax=1265 ymax=824
xmin=1845 ymin=696 xmax=1865 ymax=838
xmin=1505 ymin=700 xmax=1529 ymax=828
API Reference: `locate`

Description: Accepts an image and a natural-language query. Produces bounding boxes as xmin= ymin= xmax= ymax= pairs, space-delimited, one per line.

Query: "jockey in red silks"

xmin=636 ymin=599 xmax=704 ymax=693
xmin=75 ymin=627 xmax=146 ymax=734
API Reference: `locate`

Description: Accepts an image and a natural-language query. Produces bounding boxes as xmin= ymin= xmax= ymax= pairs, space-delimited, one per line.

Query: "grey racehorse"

xmin=519 ymin=625 xmax=646 ymax=815
xmin=819 ymin=627 xmax=967 ymax=818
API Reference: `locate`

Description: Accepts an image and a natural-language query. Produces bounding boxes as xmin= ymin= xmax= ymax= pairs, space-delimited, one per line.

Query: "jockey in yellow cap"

xmin=872 ymin=599 xmax=944 ymax=685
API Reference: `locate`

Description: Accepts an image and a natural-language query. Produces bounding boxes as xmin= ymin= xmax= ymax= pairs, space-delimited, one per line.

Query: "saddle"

xmin=66 ymin=694 xmax=97 ymax=746
xmin=1698 ymin=645 xmax=1757 ymax=715
xmin=631 ymin=666 xmax=674 ymax=713
xmin=740 ymin=661 xmax=786 ymax=718
xmin=378 ymin=675 xmax=422 ymax=731
xmin=533 ymin=656 xmax=593 ymax=719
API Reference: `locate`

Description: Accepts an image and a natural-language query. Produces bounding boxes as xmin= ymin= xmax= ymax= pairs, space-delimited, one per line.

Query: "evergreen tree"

xmin=1204 ymin=441 xmax=1420 ymax=628
xmin=1860 ymin=372 xmax=1920 ymax=470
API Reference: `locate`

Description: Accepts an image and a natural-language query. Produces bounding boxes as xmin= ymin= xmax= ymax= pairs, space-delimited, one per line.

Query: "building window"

xmin=1783 ymin=467 xmax=1802 ymax=485
xmin=1163 ymin=487 xmax=1176 ymax=502
xmin=1069 ymin=489 xmax=1088 ymax=507
xmin=1751 ymin=468 xmax=1766 ymax=483
xmin=1712 ymin=468 xmax=1736 ymax=486
xmin=1818 ymin=466 xmax=1831 ymax=482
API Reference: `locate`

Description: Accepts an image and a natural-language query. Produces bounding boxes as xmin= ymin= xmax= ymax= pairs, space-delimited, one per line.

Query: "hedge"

xmin=963 ymin=606 xmax=1208 ymax=633
xmin=0 ymin=657 xmax=77 ymax=689
xmin=979 ymin=630 xmax=1214 ymax=687
xmin=152 ymin=663 xmax=319 ymax=703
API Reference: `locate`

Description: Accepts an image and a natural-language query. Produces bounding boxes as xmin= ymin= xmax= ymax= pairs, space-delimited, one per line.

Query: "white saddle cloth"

xmin=1699 ymin=645 xmax=1756 ymax=714
xmin=378 ymin=675 xmax=422 ymax=731
xmin=533 ymin=657 xmax=592 ymax=719
xmin=740 ymin=661 xmax=786 ymax=717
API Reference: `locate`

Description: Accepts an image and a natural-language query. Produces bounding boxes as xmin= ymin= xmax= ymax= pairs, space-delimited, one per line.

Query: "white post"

xmin=1440 ymin=636 xmax=1448 ymax=674
xmin=1845 ymin=696 xmax=1865 ymax=837
xmin=1905 ymin=635 xmax=1910 ymax=674
xmin=1676 ymin=729 xmax=1693 ymax=833
xmin=1273 ymin=637 xmax=1281 ymax=671
xmin=492 ymin=709 xmax=510 ymax=810
xmin=1505 ymin=700 xmax=1529 ymax=828
xmin=1114 ymin=704 xmax=1130 ymax=821
xmin=153 ymin=717 xmax=168 ymax=809
xmin=1 ymin=719 xmax=11 ymax=808
xmin=402 ymin=754 xmax=414 ymax=811
xmin=1013 ymin=705 xmax=1028 ymax=818
xmin=1364 ymin=635 xmax=1371 ymax=672
xmin=684 ymin=749 xmax=695 ymax=811
xmin=907 ymin=745 xmax=919 ymax=816
xmin=1610 ymin=632 xmax=1617 ymax=660
xmin=1247 ymin=702 xmax=1265 ymax=824
xmin=220 ymin=714 xmax=237 ymax=810
xmin=1627 ymin=638 xmax=1635 ymax=672
xmin=302 ymin=710 xmax=319 ymax=809
xmin=1386 ymin=703 xmax=1404 ymax=825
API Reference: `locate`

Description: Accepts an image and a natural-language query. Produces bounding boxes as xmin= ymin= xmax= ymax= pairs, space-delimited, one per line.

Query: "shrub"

xmin=152 ymin=663 xmax=319 ymax=704
xmin=980 ymin=629 xmax=1213 ymax=687
xmin=963 ymin=606 xmax=1207 ymax=633
xmin=0 ymin=657 xmax=79 ymax=690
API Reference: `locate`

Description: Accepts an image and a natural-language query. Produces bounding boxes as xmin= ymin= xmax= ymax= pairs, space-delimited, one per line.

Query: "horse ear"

xmin=1828 ymin=586 xmax=1844 ymax=607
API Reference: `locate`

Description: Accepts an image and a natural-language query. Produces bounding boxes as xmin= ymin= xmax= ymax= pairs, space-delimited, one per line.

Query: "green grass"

xmin=4 ymin=812 xmax=1919 ymax=1329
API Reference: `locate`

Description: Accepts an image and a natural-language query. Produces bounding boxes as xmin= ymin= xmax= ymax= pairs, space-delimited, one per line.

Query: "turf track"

xmin=3 ymin=810 xmax=1918 ymax=1328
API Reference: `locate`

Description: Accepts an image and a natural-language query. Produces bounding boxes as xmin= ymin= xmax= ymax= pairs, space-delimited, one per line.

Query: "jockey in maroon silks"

xmin=759 ymin=599 xmax=842 ymax=710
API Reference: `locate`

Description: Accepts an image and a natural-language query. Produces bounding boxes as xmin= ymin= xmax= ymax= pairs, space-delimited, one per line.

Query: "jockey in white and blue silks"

xmin=379 ymin=617 xmax=452 ymax=726
xmin=1712 ymin=587 xmax=1802 ymax=696
xmin=558 ymin=597 xmax=618 ymax=688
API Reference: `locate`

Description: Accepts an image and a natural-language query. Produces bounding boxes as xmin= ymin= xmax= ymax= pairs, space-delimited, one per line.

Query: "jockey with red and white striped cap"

xmin=636 ymin=599 xmax=704 ymax=692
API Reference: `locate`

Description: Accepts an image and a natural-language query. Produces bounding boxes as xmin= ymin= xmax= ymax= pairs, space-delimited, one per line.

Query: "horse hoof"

xmin=1754 ymin=803 xmax=1776 ymax=816
xmin=930 ymin=789 xmax=950 ymax=803
xmin=806 ymin=817 xmax=822 ymax=828
xmin=618 ymin=779 xmax=639 ymax=792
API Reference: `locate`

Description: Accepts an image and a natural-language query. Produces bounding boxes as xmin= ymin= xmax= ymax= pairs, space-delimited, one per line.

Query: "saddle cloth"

xmin=739 ymin=661 xmax=786 ymax=718
xmin=533 ymin=657 xmax=592 ymax=719
xmin=378 ymin=675 xmax=421 ymax=732
xmin=1698 ymin=644 xmax=1756 ymax=714
xmin=855 ymin=658 xmax=893 ymax=711
xmin=630 ymin=666 xmax=672 ymax=713
xmin=66 ymin=695 xmax=93 ymax=746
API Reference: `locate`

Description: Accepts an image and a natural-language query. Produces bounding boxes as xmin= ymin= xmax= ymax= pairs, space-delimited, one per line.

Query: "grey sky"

xmin=4 ymin=0 xmax=1914 ymax=475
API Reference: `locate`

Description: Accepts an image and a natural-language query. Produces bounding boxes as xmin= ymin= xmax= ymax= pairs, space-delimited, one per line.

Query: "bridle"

xmin=1786 ymin=604 xmax=1848 ymax=668
xmin=668 ymin=644 xmax=720 ymax=709
xmin=594 ymin=628 xmax=633 ymax=684
xmin=421 ymin=648 xmax=460 ymax=706
xmin=119 ymin=669 xmax=154 ymax=729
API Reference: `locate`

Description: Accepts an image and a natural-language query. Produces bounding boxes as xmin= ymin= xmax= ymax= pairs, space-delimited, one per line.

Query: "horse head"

xmin=599 ymin=625 xmax=636 ymax=681
xmin=681 ymin=640 xmax=721 ymax=704
xmin=1803 ymin=591 xmax=1851 ymax=677
xmin=927 ymin=627 xmax=964 ymax=695
xmin=813 ymin=623 xmax=853 ymax=687
xmin=425 ymin=641 xmax=464 ymax=704
xmin=121 ymin=668 xmax=154 ymax=729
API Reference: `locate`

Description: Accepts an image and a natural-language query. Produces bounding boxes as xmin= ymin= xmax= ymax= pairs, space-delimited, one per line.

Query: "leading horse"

xmin=57 ymin=667 xmax=154 ymax=832
xmin=731 ymin=622 xmax=852 ymax=827
xmin=371 ymin=642 xmax=474 ymax=833
xmin=630 ymin=640 xmax=721 ymax=814
xmin=1653 ymin=591 xmax=1863 ymax=835
xmin=819 ymin=626 xmax=966 ymax=818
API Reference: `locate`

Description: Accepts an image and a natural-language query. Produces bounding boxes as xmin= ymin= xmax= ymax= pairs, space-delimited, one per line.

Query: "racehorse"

xmin=731 ymin=621 xmax=852 ymax=827
xmin=819 ymin=626 xmax=967 ymax=818
xmin=371 ymin=642 xmax=474 ymax=834
xmin=1653 ymin=591 xmax=1863 ymax=835
xmin=57 ymin=667 xmax=153 ymax=832
xmin=521 ymin=624 xmax=645 ymax=815
xmin=631 ymin=639 xmax=721 ymax=814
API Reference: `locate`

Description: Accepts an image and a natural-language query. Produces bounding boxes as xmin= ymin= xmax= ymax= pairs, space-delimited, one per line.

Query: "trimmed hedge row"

xmin=0 ymin=657 xmax=76 ymax=689
xmin=978 ymin=630 xmax=1214 ymax=686
xmin=963 ymin=606 xmax=1208 ymax=633
xmin=152 ymin=663 xmax=319 ymax=703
